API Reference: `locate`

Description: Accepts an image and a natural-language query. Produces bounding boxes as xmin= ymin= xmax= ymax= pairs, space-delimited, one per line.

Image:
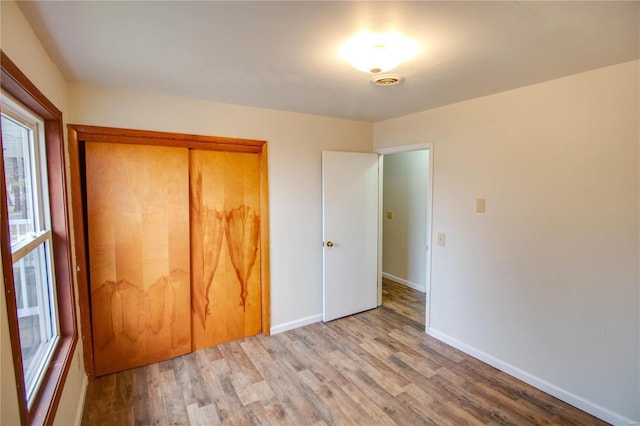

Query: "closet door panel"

xmin=86 ymin=142 xmax=191 ymax=376
xmin=191 ymin=150 xmax=261 ymax=349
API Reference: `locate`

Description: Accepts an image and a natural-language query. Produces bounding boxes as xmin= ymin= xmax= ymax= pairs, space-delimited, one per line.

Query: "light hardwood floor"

xmin=81 ymin=280 xmax=607 ymax=425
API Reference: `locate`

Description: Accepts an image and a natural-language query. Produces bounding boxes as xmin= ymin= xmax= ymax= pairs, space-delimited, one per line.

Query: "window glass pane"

xmin=12 ymin=243 xmax=57 ymax=403
xmin=1 ymin=114 xmax=37 ymax=246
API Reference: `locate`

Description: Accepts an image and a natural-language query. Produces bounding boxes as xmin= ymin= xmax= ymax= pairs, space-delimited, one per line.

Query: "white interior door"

xmin=322 ymin=151 xmax=379 ymax=322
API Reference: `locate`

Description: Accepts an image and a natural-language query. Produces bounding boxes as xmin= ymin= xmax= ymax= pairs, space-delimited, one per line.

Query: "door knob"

xmin=326 ymin=241 xmax=334 ymax=247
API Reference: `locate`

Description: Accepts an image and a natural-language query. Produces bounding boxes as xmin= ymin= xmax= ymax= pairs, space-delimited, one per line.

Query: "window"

xmin=2 ymin=93 xmax=59 ymax=407
xmin=1 ymin=51 xmax=77 ymax=425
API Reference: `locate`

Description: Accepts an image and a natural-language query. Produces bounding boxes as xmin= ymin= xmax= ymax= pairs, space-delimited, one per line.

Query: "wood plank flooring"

xmin=382 ymin=277 xmax=425 ymax=326
xmin=81 ymin=280 xmax=607 ymax=425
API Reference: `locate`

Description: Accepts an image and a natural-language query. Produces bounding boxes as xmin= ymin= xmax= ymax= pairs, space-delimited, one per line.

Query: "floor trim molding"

xmin=270 ymin=314 xmax=323 ymax=335
xmin=427 ymin=328 xmax=637 ymax=426
xmin=382 ymin=272 xmax=425 ymax=293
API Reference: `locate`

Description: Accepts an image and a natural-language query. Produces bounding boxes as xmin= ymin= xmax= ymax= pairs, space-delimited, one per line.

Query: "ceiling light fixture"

xmin=339 ymin=30 xmax=419 ymax=74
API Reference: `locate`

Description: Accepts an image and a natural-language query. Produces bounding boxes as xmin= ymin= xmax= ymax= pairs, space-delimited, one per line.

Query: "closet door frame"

xmin=68 ymin=124 xmax=270 ymax=381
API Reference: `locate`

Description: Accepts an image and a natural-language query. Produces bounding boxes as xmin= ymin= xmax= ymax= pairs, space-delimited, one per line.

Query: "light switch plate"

xmin=437 ymin=233 xmax=446 ymax=246
xmin=476 ymin=198 xmax=486 ymax=213
xmin=386 ymin=211 xmax=393 ymax=219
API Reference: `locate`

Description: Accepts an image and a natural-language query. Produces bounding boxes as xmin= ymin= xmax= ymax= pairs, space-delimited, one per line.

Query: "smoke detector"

xmin=371 ymin=74 xmax=404 ymax=87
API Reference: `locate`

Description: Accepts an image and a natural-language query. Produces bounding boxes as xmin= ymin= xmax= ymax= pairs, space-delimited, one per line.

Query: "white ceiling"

xmin=17 ymin=1 xmax=640 ymax=122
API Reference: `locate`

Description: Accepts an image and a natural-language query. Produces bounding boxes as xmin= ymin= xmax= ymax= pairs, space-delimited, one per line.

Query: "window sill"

xmin=28 ymin=335 xmax=77 ymax=425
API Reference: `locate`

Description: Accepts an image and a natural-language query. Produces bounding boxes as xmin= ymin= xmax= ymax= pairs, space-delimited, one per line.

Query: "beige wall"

xmin=382 ymin=150 xmax=429 ymax=291
xmin=374 ymin=60 xmax=640 ymax=424
xmin=1 ymin=1 xmax=87 ymax=425
xmin=67 ymin=83 xmax=373 ymax=331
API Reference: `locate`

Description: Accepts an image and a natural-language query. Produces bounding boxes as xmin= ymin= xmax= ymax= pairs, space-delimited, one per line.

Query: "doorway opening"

xmin=376 ymin=143 xmax=433 ymax=332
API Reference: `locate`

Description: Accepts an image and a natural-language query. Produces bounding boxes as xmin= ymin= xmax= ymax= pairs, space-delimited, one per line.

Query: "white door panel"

xmin=322 ymin=151 xmax=379 ymax=322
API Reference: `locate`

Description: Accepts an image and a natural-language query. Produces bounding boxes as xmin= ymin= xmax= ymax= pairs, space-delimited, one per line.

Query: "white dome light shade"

xmin=339 ymin=31 xmax=420 ymax=74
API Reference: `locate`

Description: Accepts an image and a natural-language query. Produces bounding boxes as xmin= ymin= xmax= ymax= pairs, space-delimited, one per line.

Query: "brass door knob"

xmin=326 ymin=241 xmax=334 ymax=247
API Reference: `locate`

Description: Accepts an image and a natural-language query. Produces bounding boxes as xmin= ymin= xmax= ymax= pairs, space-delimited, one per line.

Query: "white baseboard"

xmin=382 ymin=272 xmax=426 ymax=293
xmin=270 ymin=314 xmax=323 ymax=335
xmin=427 ymin=328 xmax=638 ymax=426
xmin=74 ymin=375 xmax=88 ymax=426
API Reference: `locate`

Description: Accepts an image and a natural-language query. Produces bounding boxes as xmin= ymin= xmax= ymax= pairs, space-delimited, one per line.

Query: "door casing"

xmin=68 ymin=124 xmax=270 ymax=380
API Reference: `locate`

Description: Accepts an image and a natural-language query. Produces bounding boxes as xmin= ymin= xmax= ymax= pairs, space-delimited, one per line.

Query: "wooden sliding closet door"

xmin=86 ymin=142 xmax=191 ymax=376
xmin=191 ymin=150 xmax=262 ymax=349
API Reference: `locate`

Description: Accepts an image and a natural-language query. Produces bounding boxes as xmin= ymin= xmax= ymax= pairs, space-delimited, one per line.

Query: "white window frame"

xmin=1 ymin=90 xmax=60 ymax=407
